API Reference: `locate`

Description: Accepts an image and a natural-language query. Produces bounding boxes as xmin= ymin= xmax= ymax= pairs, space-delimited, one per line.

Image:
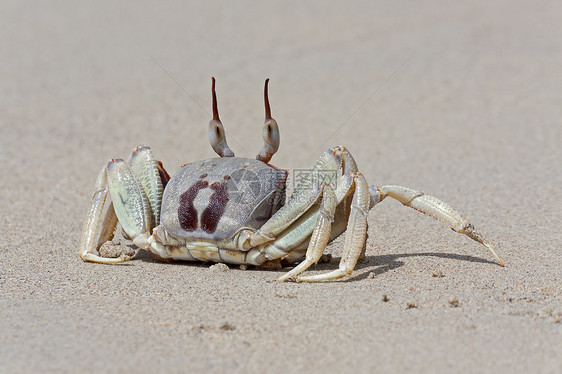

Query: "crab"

xmin=79 ymin=77 xmax=503 ymax=282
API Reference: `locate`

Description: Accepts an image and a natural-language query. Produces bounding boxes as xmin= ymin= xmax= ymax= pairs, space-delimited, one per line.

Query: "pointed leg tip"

xmin=485 ymin=244 xmax=504 ymax=267
xmin=295 ymin=269 xmax=348 ymax=282
xmin=80 ymin=252 xmax=132 ymax=264
xmin=276 ymin=273 xmax=296 ymax=282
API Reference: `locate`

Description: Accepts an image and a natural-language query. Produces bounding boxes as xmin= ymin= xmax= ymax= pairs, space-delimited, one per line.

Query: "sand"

xmin=1 ymin=1 xmax=561 ymax=373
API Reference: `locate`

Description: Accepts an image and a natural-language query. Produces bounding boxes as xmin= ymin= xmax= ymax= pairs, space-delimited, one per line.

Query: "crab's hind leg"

xmin=374 ymin=185 xmax=503 ymax=266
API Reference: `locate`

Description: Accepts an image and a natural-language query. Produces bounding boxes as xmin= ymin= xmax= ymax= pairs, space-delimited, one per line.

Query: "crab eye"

xmin=209 ymin=119 xmax=234 ymax=158
xmin=256 ymin=78 xmax=280 ymax=163
xmin=208 ymin=77 xmax=234 ymax=158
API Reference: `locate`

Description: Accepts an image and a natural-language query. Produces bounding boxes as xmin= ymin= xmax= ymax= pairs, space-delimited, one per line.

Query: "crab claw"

xmin=257 ymin=78 xmax=280 ymax=163
xmin=209 ymin=77 xmax=235 ymax=158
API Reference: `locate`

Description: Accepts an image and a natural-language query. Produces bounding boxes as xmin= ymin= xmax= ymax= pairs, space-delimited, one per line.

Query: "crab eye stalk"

xmin=256 ymin=78 xmax=280 ymax=163
xmin=209 ymin=77 xmax=235 ymax=158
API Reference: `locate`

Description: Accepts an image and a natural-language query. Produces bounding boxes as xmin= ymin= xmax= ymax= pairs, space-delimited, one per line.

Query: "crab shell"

xmin=160 ymin=157 xmax=288 ymax=242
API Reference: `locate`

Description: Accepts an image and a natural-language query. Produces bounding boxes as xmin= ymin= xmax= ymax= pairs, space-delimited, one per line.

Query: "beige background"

xmin=1 ymin=1 xmax=561 ymax=372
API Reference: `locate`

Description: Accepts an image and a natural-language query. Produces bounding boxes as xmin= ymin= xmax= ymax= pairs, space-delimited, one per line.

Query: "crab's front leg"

xmin=295 ymin=172 xmax=371 ymax=282
xmin=275 ymin=184 xmax=337 ymax=281
xmin=244 ymin=146 xmax=357 ymax=249
xmin=239 ymin=146 xmax=370 ymax=282
xmin=80 ymin=146 xmax=166 ymax=263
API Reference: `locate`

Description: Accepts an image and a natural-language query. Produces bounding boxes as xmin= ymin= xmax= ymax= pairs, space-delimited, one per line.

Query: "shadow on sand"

xmin=129 ymin=244 xmax=499 ymax=282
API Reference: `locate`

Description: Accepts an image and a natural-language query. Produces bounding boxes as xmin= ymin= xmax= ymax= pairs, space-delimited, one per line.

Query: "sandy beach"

xmin=1 ymin=1 xmax=561 ymax=372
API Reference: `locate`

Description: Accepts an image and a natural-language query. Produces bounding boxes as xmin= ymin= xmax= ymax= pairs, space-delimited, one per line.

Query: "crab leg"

xmin=297 ymin=173 xmax=371 ymax=282
xmin=128 ymin=146 xmax=164 ymax=225
xmin=105 ymin=158 xmax=154 ymax=249
xmin=246 ymin=181 xmax=333 ymax=265
xmin=276 ymin=185 xmax=337 ymax=281
xmin=80 ymin=165 xmax=131 ymax=264
xmin=80 ymin=150 xmax=165 ymax=264
xmin=96 ymin=201 xmax=118 ymax=247
xmin=375 ymin=185 xmax=503 ymax=266
xmin=247 ymin=148 xmax=351 ymax=248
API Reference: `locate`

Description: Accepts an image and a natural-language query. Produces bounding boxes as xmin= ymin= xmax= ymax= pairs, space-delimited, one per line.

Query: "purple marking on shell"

xmin=200 ymin=173 xmax=208 ymax=179
xmin=178 ymin=180 xmax=208 ymax=231
xmin=201 ymin=181 xmax=229 ymax=234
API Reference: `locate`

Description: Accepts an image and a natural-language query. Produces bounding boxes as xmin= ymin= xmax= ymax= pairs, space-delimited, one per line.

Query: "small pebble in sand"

xmin=382 ymin=294 xmax=389 ymax=302
xmin=275 ymin=293 xmax=297 ymax=299
xmin=239 ymin=264 xmax=248 ymax=271
xmin=220 ymin=322 xmax=235 ymax=331
xmin=432 ymin=270 xmax=445 ymax=278
xmin=209 ymin=263 xmax=229 ymax=272
xmin=448 ymin=297 xmax=460 ymax=307
xmin=368 ymin=272 xmax=375 ymax=279
xmin=406 ymin=302 xmax=417 ymax=309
